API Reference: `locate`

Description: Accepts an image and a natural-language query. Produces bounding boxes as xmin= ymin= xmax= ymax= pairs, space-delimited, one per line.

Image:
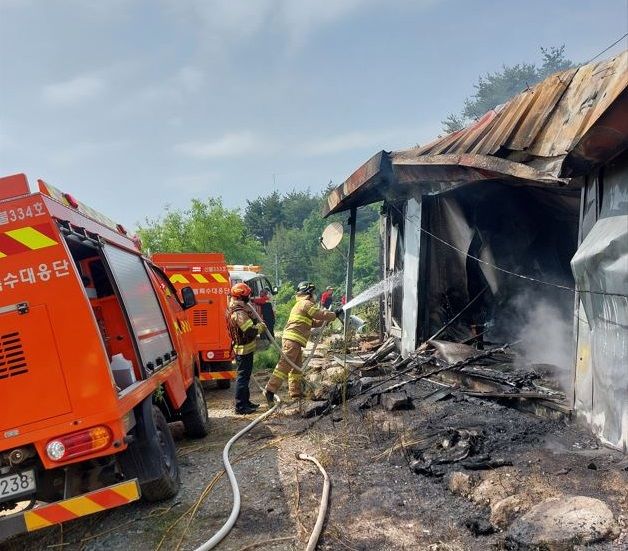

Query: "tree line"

xmin=138 ymin=188 xmax=381 ymax=305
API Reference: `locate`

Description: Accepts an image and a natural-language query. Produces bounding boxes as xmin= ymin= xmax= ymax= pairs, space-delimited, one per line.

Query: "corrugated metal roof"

xmin=324 ymin=51 xmax=628 ymax=216
xmin=410 ymin=51 xmax=627 ymax=163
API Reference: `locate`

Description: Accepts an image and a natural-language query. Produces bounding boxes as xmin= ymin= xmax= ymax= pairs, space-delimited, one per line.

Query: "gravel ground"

xmin=2 ymin=370 xmax=627 ymax=551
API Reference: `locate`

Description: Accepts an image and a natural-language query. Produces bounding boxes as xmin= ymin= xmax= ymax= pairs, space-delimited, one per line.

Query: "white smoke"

xmin=515 ymin=298 xmax=574 ymax=394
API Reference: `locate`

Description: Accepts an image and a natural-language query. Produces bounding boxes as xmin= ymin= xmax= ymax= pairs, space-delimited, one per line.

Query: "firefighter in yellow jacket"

xmin=264 ymin=281 xmax=342 ymax=403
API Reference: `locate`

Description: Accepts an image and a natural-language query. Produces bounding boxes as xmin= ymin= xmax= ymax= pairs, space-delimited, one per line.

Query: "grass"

xmin=253 ymin=346 xmax=280 ymax=372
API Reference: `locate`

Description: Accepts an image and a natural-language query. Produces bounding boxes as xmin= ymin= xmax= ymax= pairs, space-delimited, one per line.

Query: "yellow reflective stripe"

xmin=191 ymin=273 xmax=209 ymax=283
xmin=170 ymin=274 xmax=190 ymax=284
xmin=288 ymin=372 xmax=303 ymax=380
xmin=6 ymin=227 xmax=57 ymax=250
xmin=24 ymin=512 xmax=53 ymax=531
xmin=272 ymin=369 xmax=288 ymax=380
xmin=212 ymin=273 xmax=228 ymax=283
xmin=234 ymin=342 xmax=256 ymax=354
xmin=57 ymin=496 xmax=104 ymax=517
xmin=307 ymin=305 xmax=320 ymax=316
xmin=111 ymin=482 xmax=141 ymax=501
xmin=283 ymin=331 xmax=307 ymax=346
xmin=288 ymin=313 xmax=312 ymax=326
xmin=239 ymin=319 xmax=254 ymax=331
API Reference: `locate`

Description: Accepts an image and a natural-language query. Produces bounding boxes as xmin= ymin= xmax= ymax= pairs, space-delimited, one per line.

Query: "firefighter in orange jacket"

xmin=264 ymin=281 xmax=342 ymax=403
xmin=226 ymin=283 xmax=266 ymax=414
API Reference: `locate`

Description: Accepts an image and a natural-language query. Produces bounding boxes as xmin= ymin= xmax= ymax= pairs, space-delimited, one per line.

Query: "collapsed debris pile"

xmin=300 ymin=332 xmax=569 ymax=424
xmin=291 ymin=333 xmax=627 ymax=547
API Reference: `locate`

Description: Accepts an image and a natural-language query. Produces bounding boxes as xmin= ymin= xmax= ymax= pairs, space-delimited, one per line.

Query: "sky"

xmin=1 ymin=0 xmax=626 ymax=229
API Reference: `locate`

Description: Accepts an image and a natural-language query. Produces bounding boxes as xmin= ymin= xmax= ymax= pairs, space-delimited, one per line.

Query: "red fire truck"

xmin=152 ymin=253 xmax=235 ymax=388
xmin=0 ymin=174 xmax=210 ymax=542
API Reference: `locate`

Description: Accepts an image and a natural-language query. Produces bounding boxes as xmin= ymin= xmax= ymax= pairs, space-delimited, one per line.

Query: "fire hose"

xmin=192 ymin=306 xmax=336 ymax=551
xmin=192 ymin=395 xmax=280 ymax=551
xmin=297 ymin=453 xmax=331 ymax=551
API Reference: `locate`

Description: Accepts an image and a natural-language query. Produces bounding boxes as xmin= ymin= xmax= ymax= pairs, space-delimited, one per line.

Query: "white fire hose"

xmin=193 ymin=395 xmax=280 ymax=551
xmin=297 ymin=452 xmax=331 ymax=551
xmin=192 ymin=304 xmax=333 ymax=551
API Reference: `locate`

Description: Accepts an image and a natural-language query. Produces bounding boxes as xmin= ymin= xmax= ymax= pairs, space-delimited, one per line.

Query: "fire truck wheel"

xmin=141 ymin=406 xmax=181 ymax=502
xmin=181 ymin=378 xmax=211 ymax=438
xmin=216 ymin=379 xmax=231 ymax=389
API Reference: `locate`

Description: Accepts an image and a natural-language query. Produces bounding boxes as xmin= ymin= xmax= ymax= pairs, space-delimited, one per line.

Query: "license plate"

xmin=0 ymin=470 xmax=35 ymax=501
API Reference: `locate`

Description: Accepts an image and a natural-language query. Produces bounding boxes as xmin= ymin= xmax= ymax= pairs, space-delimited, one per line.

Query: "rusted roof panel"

xmin=391 ymin=153 xmax=567 ymax=188
xmin=411 ymin=51 xmax=627 ymax=166
xmin=528 ymin=53 xmax=627 ymax=158
xmin=505 ymin=68 xmax=579 ymax=151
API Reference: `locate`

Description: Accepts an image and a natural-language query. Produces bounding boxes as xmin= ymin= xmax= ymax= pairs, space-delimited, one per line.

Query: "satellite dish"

xmin=320 ymin=222 xmax=344 ymax=250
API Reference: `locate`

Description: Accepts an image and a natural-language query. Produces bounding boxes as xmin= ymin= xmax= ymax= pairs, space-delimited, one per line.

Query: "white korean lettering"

xmin=37 ymin=263 xmax=51 ymax=281
xmin=3 ymin=273 xmax=18 ymax=289
xmin=52 ymin=259 xmax=70 ymax=277
xmin=19 ymin=268 xmax=36 ymax=284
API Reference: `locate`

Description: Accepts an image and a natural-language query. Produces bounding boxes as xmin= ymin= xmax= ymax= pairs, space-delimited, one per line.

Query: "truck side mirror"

xmin=181 ymin=286 xmax=196 ymax=309
xmin=272 ymin=286 xmax=279 ymax=295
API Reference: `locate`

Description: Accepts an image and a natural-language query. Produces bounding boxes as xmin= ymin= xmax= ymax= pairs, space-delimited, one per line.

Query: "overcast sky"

xmin=1 ymin=0 xmax=626 ymax=229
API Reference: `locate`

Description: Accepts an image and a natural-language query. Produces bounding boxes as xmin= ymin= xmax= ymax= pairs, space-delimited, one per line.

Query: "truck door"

xmin=102 ymin=244 xmax=174 ymax=374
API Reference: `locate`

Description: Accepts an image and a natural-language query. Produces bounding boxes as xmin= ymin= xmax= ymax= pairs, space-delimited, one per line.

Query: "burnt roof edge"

xmin=322 ymin=150 xmax=393 ymax=217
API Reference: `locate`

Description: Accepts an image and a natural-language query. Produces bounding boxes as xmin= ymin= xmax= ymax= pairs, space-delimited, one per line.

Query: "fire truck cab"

xmin=152 ymin=253 xmax=235 ymax=389
xmin=0 ymin=174 xmax=210 ymax=542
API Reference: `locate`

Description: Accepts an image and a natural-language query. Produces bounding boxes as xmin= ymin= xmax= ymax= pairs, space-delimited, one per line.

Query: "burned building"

xmin=324 ymin=51 xmax=628 ymax=450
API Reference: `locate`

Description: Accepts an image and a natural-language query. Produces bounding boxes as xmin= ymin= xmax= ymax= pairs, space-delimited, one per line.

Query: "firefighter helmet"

xmin=296 ymin=281 xmax=316 ymax=295
xmin=231 ymin=282 xmax=252 ymax=297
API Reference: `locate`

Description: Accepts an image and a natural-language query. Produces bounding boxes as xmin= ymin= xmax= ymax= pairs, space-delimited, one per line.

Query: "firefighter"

xmin=226 ymin=283 xmax=266 ymax=415
xmin=263 ymin=281 xmax=342 ymax=404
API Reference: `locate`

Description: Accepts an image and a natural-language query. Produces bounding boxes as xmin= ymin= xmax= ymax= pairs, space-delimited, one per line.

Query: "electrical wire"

xmin=393 ymin=205 xmax=628 ymax=300
xmin=584 ymin=32 xmax=628 ymax=64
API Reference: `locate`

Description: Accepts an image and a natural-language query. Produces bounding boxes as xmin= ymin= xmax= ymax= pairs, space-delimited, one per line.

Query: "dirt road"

xmin=3 ymin=371 xmax=627 ymax=551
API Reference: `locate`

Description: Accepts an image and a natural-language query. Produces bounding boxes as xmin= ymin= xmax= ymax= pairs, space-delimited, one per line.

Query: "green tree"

xmin=281 ymin=190 xmax=320 ymax=229
xmin=353 ymin=220 xmax=380 ymax=294
xmin=442 ymin=46 xmax=574 ymax=133
xmin=138 ymin=198 xmax=264 ymax=263
xmin=244 ymin=191 xmax=283 ymax=244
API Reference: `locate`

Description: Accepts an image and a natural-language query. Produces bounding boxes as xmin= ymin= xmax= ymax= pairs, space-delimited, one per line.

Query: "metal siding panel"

xmin=573 ymin=301 xmax=593 ymax=423
xmin=103 ymin=245 xmax=173 ymax=370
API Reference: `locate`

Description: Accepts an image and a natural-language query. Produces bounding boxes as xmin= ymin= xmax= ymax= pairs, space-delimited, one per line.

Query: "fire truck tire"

xmin=181 ymin=378 xmax=211 ymax=438
xmin=140 ymin=406 xmax=181 ymax=502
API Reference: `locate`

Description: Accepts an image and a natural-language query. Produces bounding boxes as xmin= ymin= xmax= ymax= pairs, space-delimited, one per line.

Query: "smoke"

xmin=514 ymin=296 xmax=574 ymax=395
